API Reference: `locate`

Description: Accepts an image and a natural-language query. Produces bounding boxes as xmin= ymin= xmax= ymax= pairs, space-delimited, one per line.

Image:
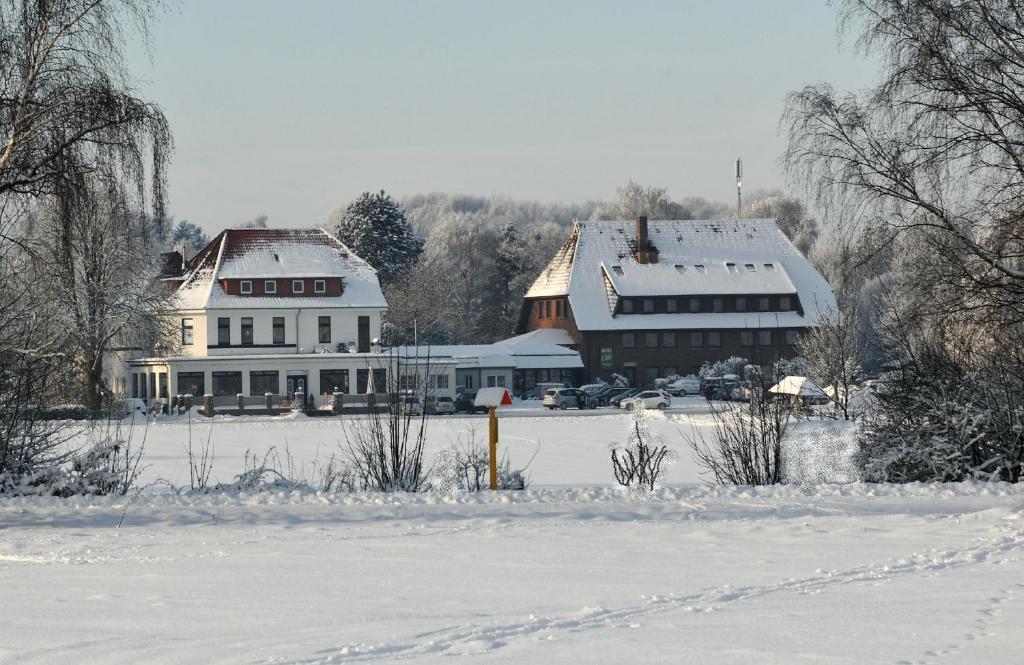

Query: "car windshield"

xmin=437 ymin=397 xmax=452 ymax=402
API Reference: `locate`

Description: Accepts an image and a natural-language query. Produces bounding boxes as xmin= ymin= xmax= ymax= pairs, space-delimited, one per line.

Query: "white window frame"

xmin=265 ymin=280 xmax=277 ymax=294
xmin=314 ymin=279 xmax=326 ymax=294
xmin=292 ymin=280 xmax=304 ymax=294
xmin=240 ymin=280 xmax=252 ymax=294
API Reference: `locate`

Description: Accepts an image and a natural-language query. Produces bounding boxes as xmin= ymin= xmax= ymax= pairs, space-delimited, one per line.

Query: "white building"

xmin=122 ymin=228 xmax=455 ymax=409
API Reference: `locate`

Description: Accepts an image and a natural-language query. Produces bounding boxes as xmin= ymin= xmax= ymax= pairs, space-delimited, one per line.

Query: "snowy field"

xmin=2 ymin=402 xmax=1023 ymax=664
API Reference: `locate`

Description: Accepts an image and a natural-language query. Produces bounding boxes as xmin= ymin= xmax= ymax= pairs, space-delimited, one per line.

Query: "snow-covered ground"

xmin=3 ymin=403 xmax=1023 ymax=663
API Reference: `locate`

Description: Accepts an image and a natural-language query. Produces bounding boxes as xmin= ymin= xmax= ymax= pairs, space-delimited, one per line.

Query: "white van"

xmin=667 ymin=377 xmax=701 ymax=396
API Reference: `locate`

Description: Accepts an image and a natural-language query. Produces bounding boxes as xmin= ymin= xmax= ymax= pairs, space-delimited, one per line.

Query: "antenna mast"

xmin=735 ymin=157 xmax=743 ymax=217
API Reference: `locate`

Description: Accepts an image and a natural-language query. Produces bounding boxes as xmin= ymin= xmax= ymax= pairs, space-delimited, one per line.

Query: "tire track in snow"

xmin=281 ymin=521 xmax=1024 ymax=664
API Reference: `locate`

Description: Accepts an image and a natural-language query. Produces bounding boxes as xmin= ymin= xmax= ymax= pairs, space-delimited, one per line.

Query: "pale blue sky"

xmin=129 ymin=1 xmax=875 ymax=232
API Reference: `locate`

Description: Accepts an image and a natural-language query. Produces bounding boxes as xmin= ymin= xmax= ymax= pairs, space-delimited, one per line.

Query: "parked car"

xmin=454 ymin=390 xmax=488 ymax=414
xmin=620 ymin=390 xmax=671 ymax=410
xmin=702 ymin=375 xmax=741 ymax=400
xmin=608 ymin=387 xmax=643 ymax=407
xmin=667 ymin=377 xmax=701 ymax=396
xmin=729 ymin=381 xmax=752 ymax=402
xmin=542 ymin=388 xmax=597 ymax=410
xmin=594 ymin=386 xmax=632 ymax=406
xmin=527 ymin=381 xmax=568 ymax=400
xmin=431 ymin=396 xmax=456 ymax=415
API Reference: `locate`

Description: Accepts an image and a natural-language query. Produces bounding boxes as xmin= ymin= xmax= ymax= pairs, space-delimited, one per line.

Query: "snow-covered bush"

xmin=686 ymin=388 xmax=791 ymax=485
xmin=858 ymin=368 xmax=1024 ymax=483
xmin=611 ymin=373 xmax=630 ymax=388
xmin=610 ymin=401 xmax=677 ymax=500
xmin=699 ymin=356 xmax=749 ymax=379
xmin=432 ymin=429 xmax=531 ymax=492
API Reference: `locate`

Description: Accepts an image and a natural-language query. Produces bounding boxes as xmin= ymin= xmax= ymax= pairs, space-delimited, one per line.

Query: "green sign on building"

xmin=600 ymin=347 xmax=613 ymax=370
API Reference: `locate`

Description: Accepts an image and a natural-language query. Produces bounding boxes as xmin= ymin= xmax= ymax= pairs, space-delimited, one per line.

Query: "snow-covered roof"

xmin=173 ymin=228 xmax=387 ymax=311
xmin=525 ymin=219 xmax=836 ymax=330
xmin=394 ymin=334 xmax=583 ymax=371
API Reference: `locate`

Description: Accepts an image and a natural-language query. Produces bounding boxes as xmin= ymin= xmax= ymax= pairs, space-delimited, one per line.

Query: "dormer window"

xmin=764 ymin=263 xmax=776 ymax=271
xmin=240 ymin=280 xmax=252 ymax=294
xmin=314 ymin=279 xmax=326 ymax=294
xmin=694 ymin=264 xmax=706 ymax=274
xmin=265 ymin=280 xmax=276 ymax=294
xmin=611 ymin=265 xmax=624 ymax=275
xmin=622 ymin=299 xmax=634 ymax=314
xmin=726 ymin=262 xmax=738 ymax=274
xmin=674 ymin=264 xmax=686 ymax=274
xmin=292 ymin=280 xmax=304 ymax=294
xmin=745 ymin=263 xmax=756 ymax=271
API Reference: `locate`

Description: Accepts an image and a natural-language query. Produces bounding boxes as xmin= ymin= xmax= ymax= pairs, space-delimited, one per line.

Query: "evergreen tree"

xmin=170 ymin=220 xmax=209 ymax=255
xmin=330 ymin=190 xmax=423 ymax=283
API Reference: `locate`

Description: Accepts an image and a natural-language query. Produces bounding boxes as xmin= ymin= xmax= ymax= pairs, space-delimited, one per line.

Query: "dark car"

xmin=595 ymin=386 xmax=632 ymax=406
xmin=454 ymin=390 xmax=488 ymax=414
xmin=608 ymin=387 xmax=643 ymax=407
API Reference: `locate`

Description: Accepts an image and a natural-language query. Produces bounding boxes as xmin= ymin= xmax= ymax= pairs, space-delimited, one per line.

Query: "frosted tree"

xmin=744 ymin=191 xmax=819 ymax=255
xmin=610 ymin=401 xmax=676 ymax=500
xmin=330 ymin=190 xmax=423 ymax=284
xmin=170 ymin=219 xmax=209 ymax=255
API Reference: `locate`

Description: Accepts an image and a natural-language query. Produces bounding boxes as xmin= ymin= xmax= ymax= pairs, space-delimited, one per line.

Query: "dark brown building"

xmin=517 ymin=217 xmax=837 ymax=387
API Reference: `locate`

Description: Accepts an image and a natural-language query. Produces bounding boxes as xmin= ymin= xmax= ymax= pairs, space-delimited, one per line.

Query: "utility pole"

xmin=736 ymin=157 xmax=743 ymax=217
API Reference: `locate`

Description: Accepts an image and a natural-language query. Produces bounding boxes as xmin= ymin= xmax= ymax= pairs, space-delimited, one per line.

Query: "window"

xmin=273 ymin=317 xmax=285 ymax=345
xmin=158 ymin=373 xmax=168 ymax=398
xmin=545 ymin=300 xmax=552 ymax=318
xmin=612 ymin=265 xmax=624 ymax=275
xmin=464 ymin=375 xmax=474 ymax=389
xmin=667 ymin=298 xmax=678 ymax=313
xmin=318 ymin=369 xmax=347 ymax=394
xmin=689 ymin=331 xmax=703 ymax=348
xmin=674 ymin=264 xmax=686 ymax=274
xmin=726 ymin=262 xmax=738 ymax=274
xmin=217 ymin=317 xmax=230 ymax=345
xmin=758 ymin=330 xmax=773 ymax=346
xmin=694 ymin=264 xmax=706 ymax=274
xmin=745 ymin=263 xmax=756 ymax=271
xmin=759 ymin=297 xmax=770 ymax=312
xmin=181 ymin=318 xmax=193 ymax=345
xmin=430 ymin=374 xmax=450 ymax=390
xmin=537 ymin=301 xmax=545 ymax=319
xmin=292 ymin=280 xmax=304 ymax=294
xmin=622 ymin=332 xmax=636 ymax=349
xmin=780 ymin=296 xmax=791 ymax=311
xmin=487 ymin=375 xmax=506 ymax=388
xmin=786 ymin=330 xmax=799 ymax=346
xmin=318 ymin=316 xmax=331 ymax=343
xmin=314 ymin=279 xmax=326 ymax=294
xmin=643 ymin=367 xmax=659 ymax=386
xmin=713 ymin=298 xmax=723 ymax=313
xmin=358 ymin=316 xmax=370 ymax=352
xmin=241 ymin=317 xmax=253 ymax=345
xmin=736 ymin=297 xmax=747 ymax=312
xmin=265 ymin=280 xmax=276 ymax=294
xmin=689 ymin=298 xmax=700 ymax=313
xmin=177 ymin=372 xmax=205 ymax=396
xmin=741 ymin=330 xmax=754 ymax=347
xmin=399 ymin=374 xmax=419 ymax=390
xmin=644 ymin=332 xmax=659 ymax=348
xmin=764 ymin=263 xmax=776 ymax=271
xmin=132 ymin=373 xmax=139 ymax=398
xmin=240 ymin=280 xmax=252 ymax=294
xmin=708 ymin=331 xmax=722 ymax=348
xmin=663 ymin=367 xmax=677 ymax=378
xmin=642 ymin=298 xmax=654 ymax=313
xmin=622 ymin=299 xmax=634 ymax=314
xmin=250 ymin=370 xmax=280 ymax=395
xmin=662 ymin=331 xmax=676 ymax=348
xmin=211 ymin=371 xmax=242 ymax=396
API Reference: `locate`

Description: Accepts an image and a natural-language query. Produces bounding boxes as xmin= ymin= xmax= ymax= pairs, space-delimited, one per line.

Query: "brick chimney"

xmin=635 ymin=215 xmax=649 ymax=264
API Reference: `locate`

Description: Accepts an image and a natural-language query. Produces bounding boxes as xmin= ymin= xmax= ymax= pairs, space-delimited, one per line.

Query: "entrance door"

xmin=287 ymin=376 xmax=306 ymax=396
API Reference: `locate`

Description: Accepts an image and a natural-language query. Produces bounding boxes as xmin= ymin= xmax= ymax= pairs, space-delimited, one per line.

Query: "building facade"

xmin=518 ymin=217 xmax=837 ymax=385
xmin=120 ymin=228 xmax=455 ymax=408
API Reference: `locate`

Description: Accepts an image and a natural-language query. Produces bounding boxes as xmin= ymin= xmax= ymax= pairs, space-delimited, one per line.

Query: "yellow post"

xmin=488 ymin=405 xmax=498 ymax=490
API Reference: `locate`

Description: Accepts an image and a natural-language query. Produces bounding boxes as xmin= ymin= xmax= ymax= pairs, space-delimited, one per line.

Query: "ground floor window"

xmin=758 ymin=330 xmax=773 ymax=347
xmin=159 ymin=373 xmax=168 ymax=398
xmin=212 ymin=371 xmax=242 ymax=396
xmin=178 ymin=372 xmax=205 ymax=396
xmin=785 ymin=330 xmax=799 ymax=346
xmin=464 ymin=374 xmax=474 ymax=389
xmin=399 ymin=374 xmax=420 ymax=390
xmin=319 ymin=369 xmax=348 ymax=394
xmin=250 ymin=370 xmax=280 ymax=395
xmin=132 ymin=373 xmax=139 ymax=398
xmin=643 ymin=367 xmax=658 ymax=386
xmin=357 ymin=368 xmax=387 ymax=393
xmin=429 ymin=373 xmax=450 ymax=390
xmin=486 ymin=374 xmax=506 ymax=388
xmin=621 ymin=367 xmax=637 ymax=386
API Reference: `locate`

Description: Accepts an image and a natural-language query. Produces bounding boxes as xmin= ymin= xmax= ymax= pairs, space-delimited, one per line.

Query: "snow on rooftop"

xmin=525 ymin=219 xmax=837 ymax=330
xmin=173 ymin=228 xmax=386 ymax=310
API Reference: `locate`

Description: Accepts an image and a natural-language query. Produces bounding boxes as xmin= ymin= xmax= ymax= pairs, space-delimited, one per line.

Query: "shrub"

xmin=610 ymin=401 xmax=676 ymax=499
